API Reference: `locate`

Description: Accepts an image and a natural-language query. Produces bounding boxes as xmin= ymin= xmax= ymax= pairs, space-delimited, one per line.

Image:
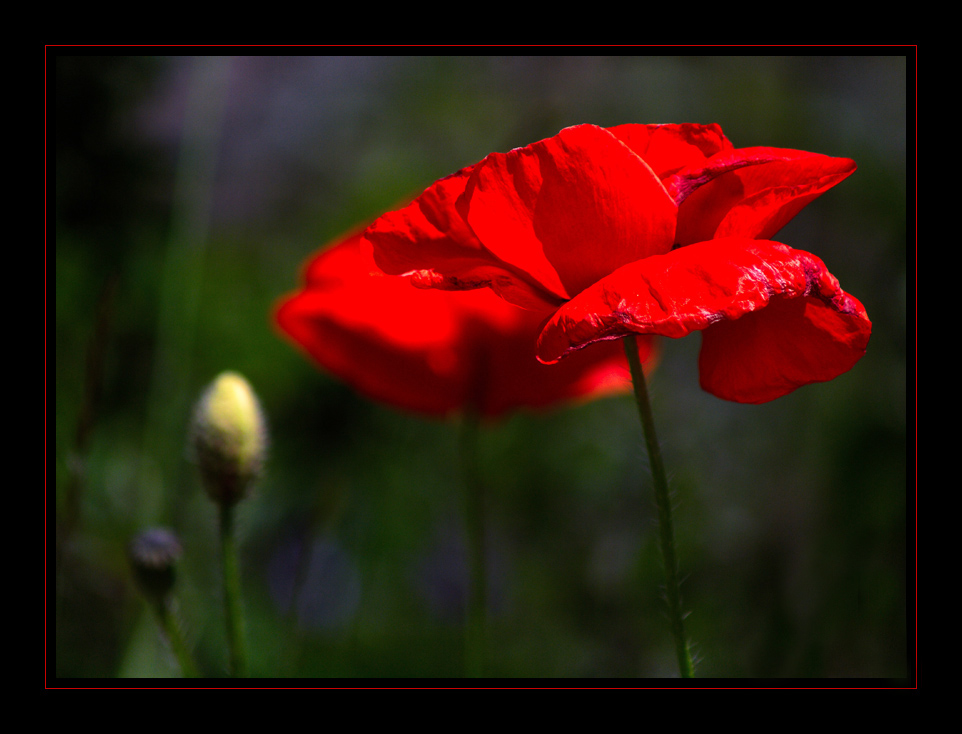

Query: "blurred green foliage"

xmin=52 ymin=54 xmax=910 ymax=680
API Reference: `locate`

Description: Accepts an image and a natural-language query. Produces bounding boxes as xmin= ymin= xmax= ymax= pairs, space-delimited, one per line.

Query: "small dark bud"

xmin=129 ymin=527 xmax=183 ymax=602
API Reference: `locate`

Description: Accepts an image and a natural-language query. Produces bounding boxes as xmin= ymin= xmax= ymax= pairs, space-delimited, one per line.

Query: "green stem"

xmin=460 ymin=410 xmax=486 ymax=678
xmin=219 ymin=503 xmax=248 ymax=677
xmin=623 ymin=336 xmax=694 ymax=678
xmin=152 ymin=599 xmax=200 ymax=678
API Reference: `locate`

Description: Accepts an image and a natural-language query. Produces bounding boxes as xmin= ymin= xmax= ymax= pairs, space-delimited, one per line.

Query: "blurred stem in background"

xmin=58 ymin=272 xmax=119 ymax=551
xmin=141 ymin=56 xmax=232 ymax=524
xmin=460 ymin=410 xmax=486 ymax=677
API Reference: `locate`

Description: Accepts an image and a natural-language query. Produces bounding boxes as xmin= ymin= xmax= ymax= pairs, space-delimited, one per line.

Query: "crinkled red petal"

xmin=363 ymin=167 xmax=482 ymax=275
xmin=363 ymin=167 xmax=564 ymax=313
xmin=536 ymin=238 xmax=870 ymax=403
xmin=276 ymin=232 xmax=655 ymax=418
xmin=672 ymin=148 xmax=857 ymax=243
xmin=457 ymin=123 xmax=677 ymax=300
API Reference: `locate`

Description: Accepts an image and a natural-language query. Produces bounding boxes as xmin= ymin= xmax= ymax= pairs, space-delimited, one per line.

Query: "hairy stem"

xmin=623 ymin=336 xmax=694 ymax=678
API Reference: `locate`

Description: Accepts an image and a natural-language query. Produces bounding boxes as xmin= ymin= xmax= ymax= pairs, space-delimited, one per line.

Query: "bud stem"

xmin=219 ymin=503 xmax=248 ymax=677
xmin=151 ymin=598 xmax=200 ymax=678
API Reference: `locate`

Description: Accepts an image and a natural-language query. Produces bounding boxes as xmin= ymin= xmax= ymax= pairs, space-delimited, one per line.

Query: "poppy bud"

xmin=190 ymin=371 xmax=267 ymax=507
xmin=129 ymin=527 xmax=183 ymax=602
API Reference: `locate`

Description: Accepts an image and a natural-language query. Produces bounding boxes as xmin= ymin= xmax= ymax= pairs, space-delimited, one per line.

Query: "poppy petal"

xmin=536 ymin=238 xmax=870 ymax=403
xmin=458 ymin=124 xmax=677 ymax=300
xmin=363 ymin=167 xmax=563 ymax=312
xmin=277 ymin=232 xmax=653 ymax=418
xmin=277 ymin=233 xmax=474 ymax=416
xmin=698 ymin=285 xmax=870 ymax=403
xmin=608 ymin=122 xmax=734 ymax=178
xmin=672 ymin=148 xmax=857 ymax=243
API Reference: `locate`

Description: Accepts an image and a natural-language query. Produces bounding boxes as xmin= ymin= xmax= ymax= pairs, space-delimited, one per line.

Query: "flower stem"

xmin=151 ymin=598 xmax=200 ymax=678
xmin=460 ymin=410 xmax=486 ymax=677
xmin=219 ymin=503 xmax=248 ymax=677
xmin=623 ymin=336 xmax=694 ymax=678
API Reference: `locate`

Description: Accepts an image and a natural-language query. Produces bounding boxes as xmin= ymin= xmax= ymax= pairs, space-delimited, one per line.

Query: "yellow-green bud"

xmin=190 ymin=371 xmax=267 ymax=507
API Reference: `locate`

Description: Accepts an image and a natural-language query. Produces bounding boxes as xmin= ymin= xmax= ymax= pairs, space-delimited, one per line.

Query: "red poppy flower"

xmin=364 ymin=123 xmax=871 ymax=404
xmin=275 ymin=231 xmax=655 ymax=418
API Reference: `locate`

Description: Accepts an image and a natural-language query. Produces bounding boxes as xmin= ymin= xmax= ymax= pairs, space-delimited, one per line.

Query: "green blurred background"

xmin=52 ymin=54 xmax=910 ymax=679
